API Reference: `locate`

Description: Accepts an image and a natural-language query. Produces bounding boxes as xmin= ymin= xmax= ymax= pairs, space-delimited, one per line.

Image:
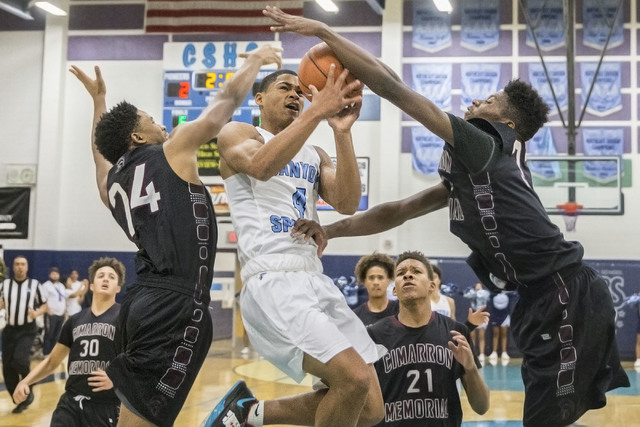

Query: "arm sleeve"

xmin=447 ymin=113 xmax=501 ymax=174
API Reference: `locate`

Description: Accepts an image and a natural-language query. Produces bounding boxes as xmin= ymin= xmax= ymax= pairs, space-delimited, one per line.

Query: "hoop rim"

xmin=556 ymin=202 xmax=584 ymax=215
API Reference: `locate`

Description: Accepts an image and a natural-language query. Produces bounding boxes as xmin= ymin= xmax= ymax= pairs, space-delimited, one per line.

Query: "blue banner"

xmin=460 ymin=0 xmax=500 ymax=52
xmin=460 ymin=63 xmax=500 ymax=111
xmin=411 ymin=63 xmax=452 ymax=111
xmin=412 ymin=1 xmax=452 ymax=53
xmin=580 ymin=62 xmax=622 ymax=117
xmin=528 ymin=62 xmax=568 ymax=116
xmin=582 ymin=128 xmax=623 ymax=183
xmin=525 ymin=0 xmax=565 ymax=51
xmin=527 ymin=127 xmax=562 ymax=180
xmin=583 ymin=0 xmax=624 ymax=50
xmin=411 ymin=127 xmax=444 ymax=176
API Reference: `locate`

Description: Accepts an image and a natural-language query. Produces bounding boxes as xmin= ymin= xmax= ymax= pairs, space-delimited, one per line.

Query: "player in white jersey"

xmin=206 ymin=69 xmax=384 ymax=427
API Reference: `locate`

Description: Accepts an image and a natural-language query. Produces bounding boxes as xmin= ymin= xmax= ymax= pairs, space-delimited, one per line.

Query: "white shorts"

xmin=240 ymin=269 xmax=380 ymax=383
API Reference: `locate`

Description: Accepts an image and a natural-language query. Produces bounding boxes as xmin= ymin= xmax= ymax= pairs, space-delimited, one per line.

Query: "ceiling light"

xmin=34 ymin=1 xmax=67 ymax=16
xmin=433 ymin=0 xmax=452 ymax=13
xmin=0 ymin=1 xmax=34 ymax=20
xmin=315 ymin=0 xmax=339 ymax=13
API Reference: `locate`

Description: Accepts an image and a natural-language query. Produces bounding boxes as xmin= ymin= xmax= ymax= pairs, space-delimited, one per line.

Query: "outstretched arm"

xmin=323 ymin=182 xmax=449 ymax=239
xmin=167 ymin=45 xmax=283 ymax=156
xmin=264 ymin=6 xmax=454 ymax=144
xmin=69 ymin=65 xmax=110 ymax=206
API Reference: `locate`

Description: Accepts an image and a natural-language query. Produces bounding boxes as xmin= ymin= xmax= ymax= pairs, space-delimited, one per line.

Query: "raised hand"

xmin=448 ymin=330 xmax=476 ymax=371
xmin=263 ymin=5 xmax=325 ymax=37
xmin=239 ymin=44 xmax=283 ymax=69
xmin=467 ymin=305 xmax=489 ymax=326
xmin=309 ymin=65 xmax=363 ymax=119
xmin=69 ymin=65 xmax=106 ymax=100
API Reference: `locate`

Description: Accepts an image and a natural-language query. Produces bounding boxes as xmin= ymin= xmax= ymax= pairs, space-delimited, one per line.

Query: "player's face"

xmin=134 ymin=110 xmax=169 ymax=145
xmin=12 ymin=257 xmax=28 ymax=280
xmin=258 ymin=74 xmax=305 ymax=126
xmin=49 ymin=271 xmax=60 ymax=282
xmin=363 ymin=266 xmax=392 ymax=299
xmin=394 ymin=259 xmax=435 ymax=302
xmin=464 ymin=91 xmax=508 ymax=122
xmin=91 ymin=266 xmax=121 ymax=296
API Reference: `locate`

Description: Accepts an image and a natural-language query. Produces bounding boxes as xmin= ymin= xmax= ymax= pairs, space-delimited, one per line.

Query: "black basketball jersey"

xmin=439 ymin=115 xmax=583 ymax=291
xmin=368 ymin=313 xmax=476 ymax=427
xmin=58 ymin=304 xmax=120 ymax=403
xmin=107 ymin=145 xmax=217 ymax=300
xmin=353 ymin=299 xmax=399 ymax=327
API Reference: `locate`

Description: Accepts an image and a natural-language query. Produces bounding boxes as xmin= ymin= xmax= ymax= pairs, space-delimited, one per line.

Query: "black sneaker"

xmin=202 ymin=380 xmax=257 ymax=427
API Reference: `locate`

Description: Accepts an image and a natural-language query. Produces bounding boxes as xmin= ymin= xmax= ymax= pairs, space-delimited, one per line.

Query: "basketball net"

xmin=556 ymin=202 xmax=583 ymax=232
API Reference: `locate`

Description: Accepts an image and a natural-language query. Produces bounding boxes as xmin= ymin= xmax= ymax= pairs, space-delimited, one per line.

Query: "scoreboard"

xmin=162 ymin=41 xmax=281 ymax=132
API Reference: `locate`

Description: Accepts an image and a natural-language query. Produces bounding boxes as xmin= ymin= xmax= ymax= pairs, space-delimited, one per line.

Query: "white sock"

xmin=246 ymin=400 xmax=264 ymax=427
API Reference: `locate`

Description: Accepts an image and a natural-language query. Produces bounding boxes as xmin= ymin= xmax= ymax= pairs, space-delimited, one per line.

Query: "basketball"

xmin=297 ymin=42 xmax=356 ymax=102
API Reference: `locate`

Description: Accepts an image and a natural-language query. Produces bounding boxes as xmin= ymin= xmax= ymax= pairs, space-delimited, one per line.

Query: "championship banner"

xmin=460 ymin=0 xmax=500 ymax=52
xmin=411 ymin=63 xmax=452 ymax=111
xmin=583 ymin=0 xmax=624 ymax=50
xmin=582 ymin=128 xmax=623 ymax=183
xmin=412 ymin=1 xmax=452 ymax=53
xmin=525 ymin=0 xmax=565 ymax=51
xmin=528 ymin=62 xmax=568 ymax=116
xmin=411 ymin=127 xmax=444 ymax=176
xmin=527 ymin=127 xmax=561 ymax=180
xmin=460 ymin=63 xmax=500 ymax=111
xmin=580 ymin=62 xmax=622 ymax=117
xmin=0 ymin=187 xmax=30 ymax=239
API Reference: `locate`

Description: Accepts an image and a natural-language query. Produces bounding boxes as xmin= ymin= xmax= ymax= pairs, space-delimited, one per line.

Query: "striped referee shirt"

xmin=1 ymin=277 xmax=46 ymax=326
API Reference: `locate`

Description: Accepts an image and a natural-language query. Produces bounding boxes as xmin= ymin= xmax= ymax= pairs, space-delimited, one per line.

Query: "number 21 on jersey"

xmin=108 ymin=163 xmax=161 ymax=238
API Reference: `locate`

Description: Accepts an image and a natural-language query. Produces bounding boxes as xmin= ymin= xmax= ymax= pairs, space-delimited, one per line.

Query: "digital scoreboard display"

xmin=162 ymin=41 xmax=281 ymax=132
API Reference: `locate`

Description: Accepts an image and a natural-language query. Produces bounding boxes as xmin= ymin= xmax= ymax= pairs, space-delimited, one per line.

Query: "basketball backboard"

xmin=526 ymin=155 xmax=625 ymax=215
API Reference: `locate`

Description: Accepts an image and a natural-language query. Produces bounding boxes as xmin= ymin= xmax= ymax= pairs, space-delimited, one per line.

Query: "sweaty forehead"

xmin=271 ymin=73 xmax=299 ymax=88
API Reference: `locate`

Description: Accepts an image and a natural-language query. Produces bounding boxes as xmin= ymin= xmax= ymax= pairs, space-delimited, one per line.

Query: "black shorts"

xmin=51 ymin=392 xmax=119 ymax=427
xmin=511 ymin=264 xmax=630 ymax=427
xmin=106 ymin=285 xmax=213 ymax=427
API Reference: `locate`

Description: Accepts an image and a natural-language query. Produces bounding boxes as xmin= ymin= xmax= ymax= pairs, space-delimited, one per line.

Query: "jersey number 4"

xmin=108 ymin=163 xmax=161 ymax=238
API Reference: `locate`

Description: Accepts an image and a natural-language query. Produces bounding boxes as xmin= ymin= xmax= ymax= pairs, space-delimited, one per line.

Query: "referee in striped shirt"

xmin=0 ymin=255 xmax=48 ymax=413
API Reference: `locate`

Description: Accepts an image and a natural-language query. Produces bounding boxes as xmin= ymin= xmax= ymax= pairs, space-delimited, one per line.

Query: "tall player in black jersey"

xmin=265 ymin=6 xmax=630 ymax=426
xmin=69 ymin=45 xmax=282 ymax=427
xmin=368 ymin=251 xmax=489 ymax=426
xmin=13 ymin=257 xmax=125 ymax=427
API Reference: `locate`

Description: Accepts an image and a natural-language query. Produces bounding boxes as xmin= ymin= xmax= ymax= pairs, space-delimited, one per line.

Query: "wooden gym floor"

xmin=2 ymin=339 xmax=639 ymax=426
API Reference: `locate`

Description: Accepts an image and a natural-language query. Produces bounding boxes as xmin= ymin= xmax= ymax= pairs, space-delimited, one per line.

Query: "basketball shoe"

xmin=202 ymin=380 xmax=259 ymax=427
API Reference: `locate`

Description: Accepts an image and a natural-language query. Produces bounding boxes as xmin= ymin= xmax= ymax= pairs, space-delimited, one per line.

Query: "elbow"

xmin=333 ymin=198 xmax=359 ymax=216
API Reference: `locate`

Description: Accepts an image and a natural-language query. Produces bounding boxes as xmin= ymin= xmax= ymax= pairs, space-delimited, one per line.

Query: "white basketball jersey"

xmin=431 ymin=294 xmax=452 ymax=318
xmin=225 ymin=127 xmax=322 ymax=277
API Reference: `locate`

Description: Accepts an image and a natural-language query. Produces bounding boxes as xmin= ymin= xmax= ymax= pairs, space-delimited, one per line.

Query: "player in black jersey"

xmin=13 ymin=257 xmax=125 ymax=427
xmin=368 ymin=251 xmax=489 ymax=426
xmin=70 ymin=45 xmax=282 ymax=427
xmin=265 ymin=7 xmax=630 ymax=426
xmin=352 ymin=252 xmax=398 ymax=327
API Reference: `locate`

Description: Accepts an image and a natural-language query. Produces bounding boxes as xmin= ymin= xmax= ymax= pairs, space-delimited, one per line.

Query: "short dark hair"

xmin=354 ymin=252 xmax=395 ymax=284
xmin=255 ymin=69 xmax=297 ymax=95
xmin=503 ymin=79 xmax=549 ymax=141
xmin=431 ymin=264 xmax=442 ymax=280
xmin=88 ymin=257 xmax=126 ymax=287
xmin=95 ymin=101 xmax=139 ymax=163
xmin=395 ymin=251 xmax=434 ymax=280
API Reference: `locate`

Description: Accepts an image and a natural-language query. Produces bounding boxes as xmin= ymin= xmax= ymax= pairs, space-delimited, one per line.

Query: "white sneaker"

xmin=501 ymin=352 xmax=510 ymax=361
xmin=241 ymin=347 xmax=250 ymax=355
xmin=634 ymin=358 xmax=640 ymax=368
xmin=489 ymin=351 xmax=498 ymax=361
xmin=478 ymin=353 xmax=485 ymax=363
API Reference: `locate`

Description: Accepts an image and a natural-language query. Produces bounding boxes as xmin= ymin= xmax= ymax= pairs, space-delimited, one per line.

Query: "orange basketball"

xmin=297 ymin=42 xmax=356 ymax=102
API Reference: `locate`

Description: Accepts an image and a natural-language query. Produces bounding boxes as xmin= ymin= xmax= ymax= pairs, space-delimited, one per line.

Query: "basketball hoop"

xmin=557 ymin=202 xmax=583 ymax=232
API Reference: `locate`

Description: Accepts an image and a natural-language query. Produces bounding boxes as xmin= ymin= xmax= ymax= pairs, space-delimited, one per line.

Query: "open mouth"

xmin=285 ymin=102 xmax=300 ymax=112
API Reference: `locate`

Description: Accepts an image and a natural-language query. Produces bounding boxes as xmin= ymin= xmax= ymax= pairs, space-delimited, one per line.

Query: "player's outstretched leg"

xmin=203 ymin=380 xmax=258 ymax=427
